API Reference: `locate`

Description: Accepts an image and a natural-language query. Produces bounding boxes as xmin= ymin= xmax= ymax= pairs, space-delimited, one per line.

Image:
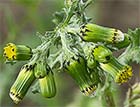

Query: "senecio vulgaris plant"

xmin=3 ymin=0 xmax=140 ymax=106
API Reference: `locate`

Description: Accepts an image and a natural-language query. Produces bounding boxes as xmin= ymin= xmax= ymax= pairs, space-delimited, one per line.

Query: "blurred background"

xmin=0 ymin=0 xmax=139 ymax=107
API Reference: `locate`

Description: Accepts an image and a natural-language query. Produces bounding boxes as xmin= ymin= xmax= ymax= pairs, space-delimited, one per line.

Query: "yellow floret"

xmin=3 ymin=43 xmax=17 ymax=60
xmin=115 ymin=66 xmax=132 ymax=84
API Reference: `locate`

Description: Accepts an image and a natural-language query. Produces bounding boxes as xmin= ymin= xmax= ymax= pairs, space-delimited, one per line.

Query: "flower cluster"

xmin=3 ymin=21 xmax=134 ymax=104
xmin=3 ymin=0 xmax=138 ymax=104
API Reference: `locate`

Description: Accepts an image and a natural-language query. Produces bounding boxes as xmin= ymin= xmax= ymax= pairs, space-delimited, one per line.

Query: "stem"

xmin=100 ymin=76 xmax=116 ymax=107
xmin=103 ymin=90 xmax=116 ymax=107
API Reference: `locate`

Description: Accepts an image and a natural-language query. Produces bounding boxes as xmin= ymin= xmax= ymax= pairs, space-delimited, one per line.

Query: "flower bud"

xmin=80 ymin=23 xmax=124 ymax=44
xmin=65 ymin=56 xmax=98 ymax=96
xmin=93 ymin=45 xmax=112 ymax=63
xmin=3 ymin=43 xmax=32 ymax=61
xmin=9 ymin=64 xmax=36 ymax=104
xmin=34 ymin=61 xmax=47 ymax=79
xmin=100 ymin=58 xmax=132 ymax=84
xmin=39 ymin=69 xmax=56 ymax=98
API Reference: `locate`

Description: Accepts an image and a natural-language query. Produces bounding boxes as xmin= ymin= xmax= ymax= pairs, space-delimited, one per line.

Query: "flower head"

xmin=9 ymin=64 xmax=36 ymax=104
xmin=64 ymin=56 xmax=99 ymax=96
xmin=3 ymin=43 xmax=32 ymax=61
xmin=80 ymin=23 xmax=124 ymax=44
xmin=39 ymin=69 xmax=56 ymax=98
xmin=100 ymin=58 xmax=132 ymax=84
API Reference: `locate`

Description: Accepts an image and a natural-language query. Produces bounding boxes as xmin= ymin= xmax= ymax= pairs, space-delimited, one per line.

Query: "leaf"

xmin=128 ymin=28 xmax=140 ymax=48
xmin=131 ymin=47 xmax=140 ymax=64
xmin=119 ymin=28 xmax=140 ymax=64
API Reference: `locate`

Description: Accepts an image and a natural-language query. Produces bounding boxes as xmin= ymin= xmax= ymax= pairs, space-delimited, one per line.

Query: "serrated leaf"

xmin=131 ymin=47 xmax=140 ymax=64
xmin=119 ymin=28 xmax=140 ymax=64
xmin=128 ymin=28 xmax=140 ymax=48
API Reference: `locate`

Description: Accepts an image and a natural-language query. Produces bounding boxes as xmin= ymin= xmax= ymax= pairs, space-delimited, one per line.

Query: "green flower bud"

xmin=39 ymin=67 xmax=56 ymax=98
xmin=34 ymin=61 xmax=47 ymax=79
xmin=80 ymin=23 xmax=124 ymax=44
xmin=65 ymin=56 xmax=98 ymax=96
xmin=9 ymin=64 xmax=36 ymax=104
xmin=93 ymin=45 xmax=112 ymax=63
xmin=3 ymin=43 xmax=32 ymax=61
xmin=100 ymin=58 xmax=132 ymax=84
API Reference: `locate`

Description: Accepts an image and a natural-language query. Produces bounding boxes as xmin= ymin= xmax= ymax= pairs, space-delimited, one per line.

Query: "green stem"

xmin=100 ymin=76 xmax=116 ymax=107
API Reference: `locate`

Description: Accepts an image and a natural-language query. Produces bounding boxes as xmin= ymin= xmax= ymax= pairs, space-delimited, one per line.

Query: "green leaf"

xmin=119 ymin=28 xmax=140 ymax=64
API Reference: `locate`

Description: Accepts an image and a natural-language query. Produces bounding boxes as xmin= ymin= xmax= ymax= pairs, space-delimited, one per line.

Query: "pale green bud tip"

xmin=3 ymin=43 xmax=32 ymax=61
xmin=115 ymin=29 xmax=124 ymax=42
xmin=9 ymin=90 xmax=22 ymax=104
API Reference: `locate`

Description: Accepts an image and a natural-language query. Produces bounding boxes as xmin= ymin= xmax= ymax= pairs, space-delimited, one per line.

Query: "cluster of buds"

xmin=3 ymin=22 xmax=134 ymax=104
xmin=3 ymin=43 xmax=56 ymax=103
xmin=79 ymin=23 xmax=132 ymax=84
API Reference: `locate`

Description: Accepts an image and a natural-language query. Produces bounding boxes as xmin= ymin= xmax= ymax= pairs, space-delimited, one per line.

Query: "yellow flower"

xmin=3 ymin=43 xmax=16 ymax=60
xmin=3 ymin=43 xmax=32 ymax=61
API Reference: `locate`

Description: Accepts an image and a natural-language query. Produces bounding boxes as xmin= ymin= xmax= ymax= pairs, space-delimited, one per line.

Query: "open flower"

xmin=64 ymin=56 xmax=99 ymax=96
xmin=3 ymin=43 xmax=32 ymax=61
xmin=9 ymin=64 xmax=36 ymax=104
xmin=80 ymin=23 xmax=124 ymax=44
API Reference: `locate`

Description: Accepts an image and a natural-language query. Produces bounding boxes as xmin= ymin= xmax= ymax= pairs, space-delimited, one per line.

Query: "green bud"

xmin=3 ymin=43 xmax=32 ymax=61
xmin=93 ymin=45 xmax=112 ymax=63
xmin=39 ymin=67 xmax=56 ymax=98
xmin=65 ymin=56 xmax=98 ymax=96
xmin=34 ymin=61 xmax=47 ymax=79
xmin=100 ymin=57 xmax=132 ymax=84
xmin=80 ymin=23 xmax=124 ymax=44
xmin=9 ymin=64 xmax=36 ymax=104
